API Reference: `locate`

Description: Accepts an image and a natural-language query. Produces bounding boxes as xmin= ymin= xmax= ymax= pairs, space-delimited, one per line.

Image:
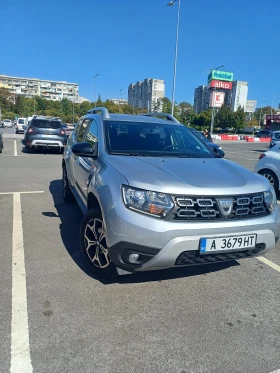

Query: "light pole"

xmin=271 ymin=94 xmax=279 ymax=115
xmin=93 ymin=74 xmax=99 ymax=107
xmin=167 ymin=0 xmax=181 ymax=116
xmin=120 ymin=89 xmax=123 ymax=98
xmin=259 ymin=101 xmax=267 ymax=128
xmin=209 ymin=65 xmax=224 ymax=135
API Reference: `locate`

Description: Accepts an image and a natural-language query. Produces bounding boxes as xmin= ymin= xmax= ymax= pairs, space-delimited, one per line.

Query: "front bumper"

xmin=106 ymin=203 xmax=280 ymax=273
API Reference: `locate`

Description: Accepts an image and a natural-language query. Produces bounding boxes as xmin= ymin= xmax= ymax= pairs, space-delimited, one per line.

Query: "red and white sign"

xmin=208 ymin=80 xmax=232 ymax=90
xmin=266 ymin=114 xmax=280 ymax=121
xmin=210 ymin=91 xmax=225 ymax=108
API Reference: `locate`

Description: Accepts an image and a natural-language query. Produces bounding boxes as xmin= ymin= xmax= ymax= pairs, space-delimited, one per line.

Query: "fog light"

xmin=128 ymin=253 xmax=139 ymax=263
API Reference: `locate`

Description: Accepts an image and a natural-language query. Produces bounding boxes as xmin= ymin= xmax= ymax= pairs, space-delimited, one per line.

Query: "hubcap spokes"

xmin=264 ymin=174 xmax=274 ymax=186
xmin=84 ymin=218 xmax=110 ymax=268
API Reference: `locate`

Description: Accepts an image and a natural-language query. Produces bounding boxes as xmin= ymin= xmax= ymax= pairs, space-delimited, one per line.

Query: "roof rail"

xmin=87 ymin=107 xmax=110 ymax=119
xmin=141 ymin=112 xmax=180 ymax=124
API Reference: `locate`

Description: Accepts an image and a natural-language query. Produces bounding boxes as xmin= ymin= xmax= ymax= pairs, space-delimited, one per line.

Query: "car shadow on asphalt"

xmin=47 ymin=179 xmax=240 ymax=285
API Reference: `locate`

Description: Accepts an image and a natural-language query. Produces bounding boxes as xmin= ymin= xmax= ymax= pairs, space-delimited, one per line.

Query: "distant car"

xmin=192 ymin=129 xmax=225 ymax=157
xmin=62 ymin=124 xmax=72 ymax=137
xmin=15 ymin=118 xmax=27 ymax=134
xmin=269 ymin=130 xmax=280 ymax=148
xmin=255 ymin=144 xmax=280 ymax=191
xmin=256 ymin=130 xmax=273 ymax=138
xmin=3 ymin=119 xmax=13 ymax=128
xmin=23 ymin=116 xmax=67 ymax=153
xmin=0 ymin=131 xmax=3 ymax=153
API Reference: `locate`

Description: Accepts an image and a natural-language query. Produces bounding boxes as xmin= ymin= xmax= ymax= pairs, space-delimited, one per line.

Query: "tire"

xmin=259 ymin=170 xmax=279 ymax=191
xmin=62 ymin=166 xmax=75 ymax=202
xmin=0 ymin=143 xmax=2 ymax=153
xmin=24 ymin=146 xmax=33 ymax=153
xmin=80 ymin=208 xmax=117 ymax=278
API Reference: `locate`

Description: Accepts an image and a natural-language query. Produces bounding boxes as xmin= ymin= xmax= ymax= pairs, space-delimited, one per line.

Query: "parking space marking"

xmin=10 ymin=191 xmax=44 ymax=373
xmin=0 ymin=191 xmax=44 ymax=195
xmin=14 ymin=140 xmax=17 ymax=156
xmin=257 ymin=256 xmax=280 ymax=273
xmin=270 ymin=370 xmax=280 ymax=373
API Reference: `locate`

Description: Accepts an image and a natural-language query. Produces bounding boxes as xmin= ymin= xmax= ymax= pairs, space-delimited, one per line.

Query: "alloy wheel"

xmin=263 ymin=173 xmax=275 ymax=186
xmin=84 ymin=218 xmax=110 ymax=269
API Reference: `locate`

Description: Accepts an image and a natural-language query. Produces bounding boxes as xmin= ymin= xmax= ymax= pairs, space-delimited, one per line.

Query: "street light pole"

xmin=209 ymin=65 xmax=224 ymax=135
xmin=120 ymin=89 xmax=123 ymax=98
xmin=259 ymin=101 xmax=266 ymax=128
xmin=168 ymin=0 xmax=180 ymax=117
xmin=271 ymin=94 xmax=279 ymax=115
xmin=93 ymin=74 xmax=99 ymax=107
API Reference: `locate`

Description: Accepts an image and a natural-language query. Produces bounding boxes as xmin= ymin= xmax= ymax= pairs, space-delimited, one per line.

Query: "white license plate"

xmin=200 ymin=234 xmax=256 ymax=254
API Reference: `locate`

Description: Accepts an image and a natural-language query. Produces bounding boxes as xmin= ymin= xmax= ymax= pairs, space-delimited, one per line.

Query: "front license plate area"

xmin=200 ymin=234 xmax=257 ymax=254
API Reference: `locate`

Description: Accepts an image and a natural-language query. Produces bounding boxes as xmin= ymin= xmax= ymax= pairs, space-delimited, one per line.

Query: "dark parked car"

xmin=256 ymin=130 xmax=274 ymax=138
xmin=190 ymin=129 xmax=225 ymax=157
xmin=23 ymin=116 xmax=67 ymax=152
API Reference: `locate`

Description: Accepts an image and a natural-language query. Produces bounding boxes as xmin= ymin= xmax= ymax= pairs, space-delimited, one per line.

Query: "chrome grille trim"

xmin=170 ymin=193 xmax=269 ymax=221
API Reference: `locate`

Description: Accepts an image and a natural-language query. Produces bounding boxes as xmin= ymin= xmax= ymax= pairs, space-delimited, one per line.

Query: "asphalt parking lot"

xmin=1 ymin=129 xmax=280 ymax=373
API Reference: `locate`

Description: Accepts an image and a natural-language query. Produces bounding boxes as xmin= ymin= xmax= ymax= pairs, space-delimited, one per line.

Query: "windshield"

xmin=18 ymin=119 xmax=25 ymax=124
xmin=31 ymin=119 xmax=61 ymax=129
xmin=105 ymin=121 xmax=213 ymax=158
xmin=274 ymin=132 xmax=280 ymax=140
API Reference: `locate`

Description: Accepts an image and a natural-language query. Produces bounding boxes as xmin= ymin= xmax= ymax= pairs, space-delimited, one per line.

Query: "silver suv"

xmin=62 ymin=107 xmax=280 ymax=278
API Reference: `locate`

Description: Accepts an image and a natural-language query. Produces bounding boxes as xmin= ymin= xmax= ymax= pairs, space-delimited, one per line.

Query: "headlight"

xmin=264 ymin=185 xmax=277 ymax=212
xmin=122 ymin=185 xmax=174 ymax=218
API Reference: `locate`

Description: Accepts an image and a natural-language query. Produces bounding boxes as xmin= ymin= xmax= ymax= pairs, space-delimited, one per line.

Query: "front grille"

xmin=169 ymin=193 xmax=269 ymax=221
xmin=175 ymin=244 xmax=266 ymax=266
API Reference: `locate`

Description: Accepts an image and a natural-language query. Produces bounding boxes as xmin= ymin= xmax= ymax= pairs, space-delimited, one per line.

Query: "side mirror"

xmin=213 ymin=147 xmax=225 ymax=158
xmin=72 ymin=142 xmax=97 ymax=158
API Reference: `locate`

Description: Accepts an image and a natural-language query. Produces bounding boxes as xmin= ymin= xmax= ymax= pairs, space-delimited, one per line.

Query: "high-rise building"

xmin=128 ymin=78 xmax=165 ymax=112
xmin=0 ymin=74 xmax=80 ymax=103
xmin=231 ymin=81 xmax=248 ymax=112
xmin=194 ymin=85 xmax=209 ymax=114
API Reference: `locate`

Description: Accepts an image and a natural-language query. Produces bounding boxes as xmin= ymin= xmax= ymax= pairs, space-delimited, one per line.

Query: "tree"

xmin=178 ymin=102 xmax=194 ymax=125
xmin=161 ymin=97 xmax=172 ymax=114
xmin=232 ymin=106 xmax=245 ymax=133
xmin=192 ymin=110 xmax=212 ymax=128
xmin=15 ymin=95 xmax=25 ymax=116
xmin=214 ymin=106 xmax=235 ymax=130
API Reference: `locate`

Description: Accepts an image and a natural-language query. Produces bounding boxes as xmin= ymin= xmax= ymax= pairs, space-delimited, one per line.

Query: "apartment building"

xmin=128 ymin=78 xmax=165 ymax=112
xmin=0 ymin=74 xmax=79 ymax=103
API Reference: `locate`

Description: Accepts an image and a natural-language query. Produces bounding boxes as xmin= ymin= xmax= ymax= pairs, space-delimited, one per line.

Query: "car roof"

xmin=101 ymin=113 xmax=183 ymax=126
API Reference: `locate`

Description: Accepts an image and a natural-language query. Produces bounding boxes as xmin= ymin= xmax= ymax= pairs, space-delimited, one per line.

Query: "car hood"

xmin=106 ymin=155 xmax=269 ymax=195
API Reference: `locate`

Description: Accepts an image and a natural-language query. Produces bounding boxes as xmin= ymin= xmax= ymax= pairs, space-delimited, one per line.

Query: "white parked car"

xmin=270 ymin=130 xmax=280 ymax=148
xmin=15 ymin=118 xmax=27 ymax=134
xmin=3 ymin=119 xmax=13 ymax=128
xmin=255 ymin=144 xmax=280 ymax=191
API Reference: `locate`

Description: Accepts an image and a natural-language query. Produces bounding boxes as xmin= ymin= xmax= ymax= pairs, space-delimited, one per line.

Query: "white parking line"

xmin=257 ymin=256 xmax=280 ymax=273
xmin=10 ymin=191 xmax=44 ymax=373
xmin=270 ymin=370 xmax=280 ymax=373
xmin=14 ymin=140 xmax=17 ymax=157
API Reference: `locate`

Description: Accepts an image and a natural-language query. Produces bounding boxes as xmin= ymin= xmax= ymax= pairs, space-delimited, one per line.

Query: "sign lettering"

xmin=208 ymin=70 xmax=234 ymax=82
xmin=208 ymin=80 xmax=232 ymax=90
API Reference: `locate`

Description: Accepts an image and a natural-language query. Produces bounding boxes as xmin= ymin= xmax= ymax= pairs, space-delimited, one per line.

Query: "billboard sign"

xmin=210 ymin=91 xmax=225 ymax=108
xmin=245 ymin=100 xmax=257 ymax=113
xmin=231 ymin=81 xmax=248 ymax=112
xmin=208 ymin=80 xmax=232 ymax=90
xmin=208 ymin=70 xmax=234 ymax=82
xmin=266 ymin=114 xmax=280 ymax=121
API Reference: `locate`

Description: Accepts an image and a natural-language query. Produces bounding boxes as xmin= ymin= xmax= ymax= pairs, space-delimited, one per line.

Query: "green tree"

xmin=232 ymin=106 xmax=245 ymax=133
xmin=15 ymin=95 xmax=25 ymax=116
xmin=192 ymin=110 xmax=212 ymax=129
xmin=161 ymin=97 xmax=172 ymax=114
xmin=214 ymin=106 xmax=235 ymax=130
xmin=178 ymin=102 xmax=194 ymax=125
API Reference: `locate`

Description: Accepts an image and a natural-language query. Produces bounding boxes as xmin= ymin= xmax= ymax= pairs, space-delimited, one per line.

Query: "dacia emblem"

xmin=216 ymin=198 xmax=234 ymax=216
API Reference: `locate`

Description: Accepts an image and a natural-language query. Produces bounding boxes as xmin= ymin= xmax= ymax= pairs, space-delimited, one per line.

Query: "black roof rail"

xmin=141 ymin=112 xmax=180 ymax=124
xmin=87 ymin=107 xmax=110 ymax=119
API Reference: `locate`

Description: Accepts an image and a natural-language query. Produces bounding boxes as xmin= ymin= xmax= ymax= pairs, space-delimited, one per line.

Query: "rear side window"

xmin=274 ymin=132 xmax=280 ymax=140
xmin=31 ymin=119 xmax=61 ymax=129
xmin=18 ymin=119 xmax=25 ymax=124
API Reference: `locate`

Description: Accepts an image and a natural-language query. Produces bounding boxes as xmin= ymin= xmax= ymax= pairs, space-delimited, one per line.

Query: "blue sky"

xmin=1 ymin=0 xmax=280 ymax=107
